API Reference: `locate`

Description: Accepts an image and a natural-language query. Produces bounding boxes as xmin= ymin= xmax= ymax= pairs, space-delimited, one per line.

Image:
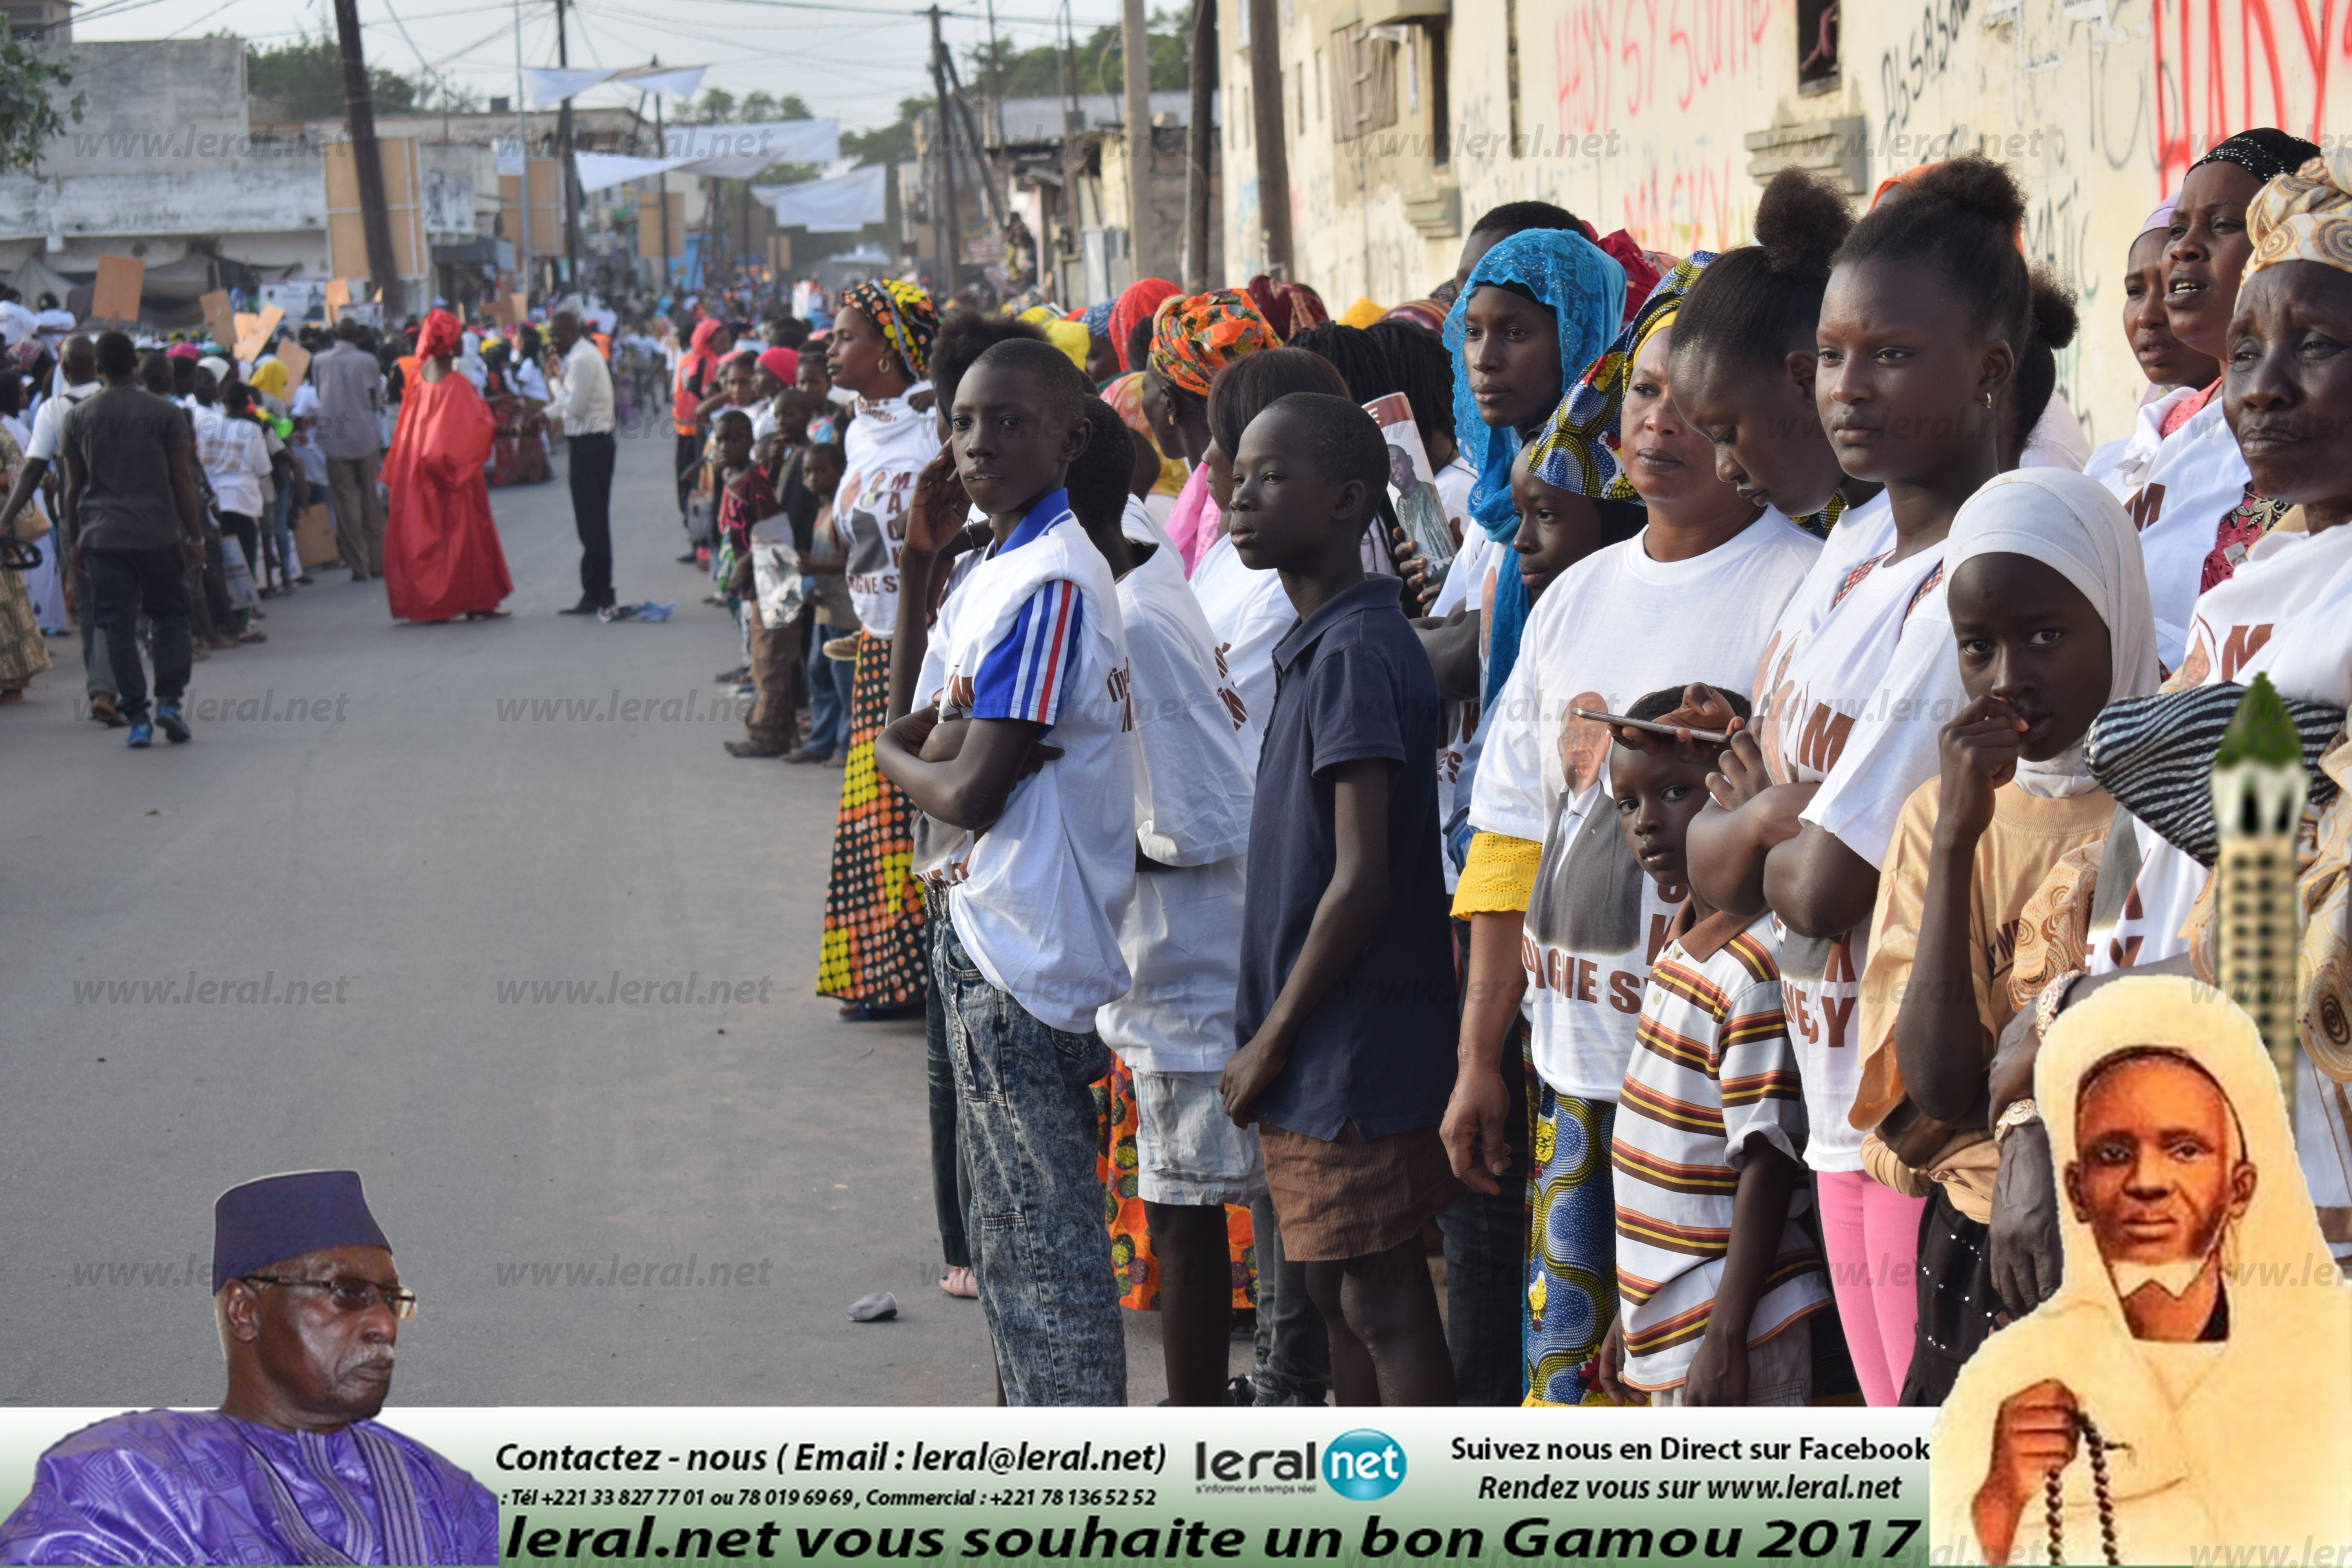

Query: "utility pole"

xmin=332 ymin=0 xmax=403 ymax=317
xmin=1183 ymin=0 xmax=1214 ymax=290
xmin=1120 ymin=0 xmax=1151 ymax=285
xmin=652 ymin=62 xmax=671 ymax=299
xmin=1245 ymin=0 xmax=1290 ymax=277
xmin=555 ymin=0 xmax=583 ymax=290
xmin=929 ymin=5 xmax=959 ymax=297
xmin=512 ymin=0 xmax=530 ymax=302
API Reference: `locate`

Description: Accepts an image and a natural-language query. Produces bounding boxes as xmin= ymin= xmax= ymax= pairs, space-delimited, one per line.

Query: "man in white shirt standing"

xmin=547 ymin=309 xmax=617 ymax=615
xmin=0 ymin=334 xmax=114 ymax=718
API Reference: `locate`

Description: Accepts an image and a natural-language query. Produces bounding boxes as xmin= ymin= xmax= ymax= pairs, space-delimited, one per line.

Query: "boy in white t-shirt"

xmin=873 ymin=341 xmax=1137 ymax=1406
xmin=1065 ymin=401 xmax=1261 ymax=1406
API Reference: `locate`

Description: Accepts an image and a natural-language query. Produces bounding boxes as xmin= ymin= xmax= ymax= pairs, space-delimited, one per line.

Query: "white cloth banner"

xmin=522 ymin=67 xmax=616 ymax=104
xmin=752 ymin=164 xmax=887 ymax=232
xmin=573 ymin=151 xmax=691 ymax=192
xmin=662 ymin=119 xmax=840 ymax=174
xmin=615 ymin=66 xmax=707 ymax=100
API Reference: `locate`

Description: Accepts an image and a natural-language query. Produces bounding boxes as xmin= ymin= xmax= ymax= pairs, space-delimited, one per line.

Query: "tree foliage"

xmin=245 ymin=34 xmax=431 ymax=120
xmin=0 ymin=21 xmax=82 ymax=172
xmin=968 ymin=12 xmax=1189 ymax=101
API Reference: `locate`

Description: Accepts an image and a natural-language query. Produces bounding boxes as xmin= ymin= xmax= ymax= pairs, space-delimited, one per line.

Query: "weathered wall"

xmin=1224 ymin=0 xmax=2352 ymax=451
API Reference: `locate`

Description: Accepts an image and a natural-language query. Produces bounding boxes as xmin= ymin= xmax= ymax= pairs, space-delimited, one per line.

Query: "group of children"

xmin=766 ymin=125 xmax=2352 ymax=1421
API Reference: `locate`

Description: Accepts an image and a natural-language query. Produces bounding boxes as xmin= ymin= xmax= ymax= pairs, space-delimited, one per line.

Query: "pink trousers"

xmin=1816 ymin=1169 xmax=1924 ymax=1407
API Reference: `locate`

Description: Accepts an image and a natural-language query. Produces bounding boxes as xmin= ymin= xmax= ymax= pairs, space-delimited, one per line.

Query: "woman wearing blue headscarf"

xmin=1440 ymin=229 xmax=1625 ymax=705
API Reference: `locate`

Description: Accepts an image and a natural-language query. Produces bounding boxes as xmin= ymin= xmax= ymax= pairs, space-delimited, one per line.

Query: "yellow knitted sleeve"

xmin=1451 ymin=832 xmax=1542 ymax=918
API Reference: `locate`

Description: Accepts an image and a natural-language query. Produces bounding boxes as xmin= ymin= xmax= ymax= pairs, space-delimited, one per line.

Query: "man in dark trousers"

xmin=548 ymin=308 xmax=617 ymax=615
xmin=60 ymin=331 xmax=207 ymax=749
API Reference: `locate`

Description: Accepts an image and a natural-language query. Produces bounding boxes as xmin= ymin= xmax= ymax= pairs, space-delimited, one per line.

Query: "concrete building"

xmin=1219 ymin=0 xmax=2347 ymax=448
xmin=990 ymin=91 xmax=1222 ymax=305
xmin=0 ymin=38 xmax=329 ymax=321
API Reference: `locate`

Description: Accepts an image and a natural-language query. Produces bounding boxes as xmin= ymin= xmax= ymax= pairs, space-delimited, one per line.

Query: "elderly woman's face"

xmin=2224 ymin=260 xmax=2352 ymax=526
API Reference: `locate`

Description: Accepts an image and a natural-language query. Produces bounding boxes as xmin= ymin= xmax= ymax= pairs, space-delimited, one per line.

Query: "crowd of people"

xmin=649 ymin=125 xmax=2352 ymax=1463
xmin=9 ymin=122 xmax=2352 ymax=1510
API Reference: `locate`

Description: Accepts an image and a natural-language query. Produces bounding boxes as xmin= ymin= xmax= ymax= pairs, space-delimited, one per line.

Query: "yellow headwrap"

xmin=1040 ymin=318 xmax=1091 ymax=370
xmin=1338 ymin=296 xmax=1385 ymax=329
xmin=2247 ymin=148 xmax=2352 ymax=280
xmin=248 ymin=359 xmax=290 ymax=400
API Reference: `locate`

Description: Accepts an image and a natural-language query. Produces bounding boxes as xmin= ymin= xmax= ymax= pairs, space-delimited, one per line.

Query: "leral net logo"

xmin=1323 ymin=1429 xmax=1406 ymax=1500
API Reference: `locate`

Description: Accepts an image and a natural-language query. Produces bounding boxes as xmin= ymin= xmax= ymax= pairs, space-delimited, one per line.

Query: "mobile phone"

xmin=1569 ymin=705 xmax=1731 ymax=746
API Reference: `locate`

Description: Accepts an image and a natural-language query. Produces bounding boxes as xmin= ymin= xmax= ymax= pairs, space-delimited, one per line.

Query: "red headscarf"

xmin=757 ymin=345 xmax=799 ymax=385
xmin=1109 ymin=277 xmax=1183 ymax=372
xmin=418 ymin=309 xmax=462 ymax=361
xmin=1242 ymin=275 xmax=1330 ymax=341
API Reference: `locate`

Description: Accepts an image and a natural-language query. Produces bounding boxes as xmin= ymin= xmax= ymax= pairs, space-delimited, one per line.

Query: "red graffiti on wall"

xmin=1556 ymin=0 xmax=1778 ymax=136
xmin=2153 ymin=0 xmax=2352 ymax=191
xmin=1615 ymin=150 xmax=1740 ymax=252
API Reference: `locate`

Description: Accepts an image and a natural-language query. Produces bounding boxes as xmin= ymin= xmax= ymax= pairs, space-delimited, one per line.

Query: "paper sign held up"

xmin=272 ymin=338 xmax=312 ymax=385
xmin=200 ymin=290 xmax=237 ymax=349
xmin=234 ymin=305 xmax=285 ymax=363
xmin=90 ymin=256 xmax=144 ymax=324
xmin=324 ymin=278 xmax=352 ymax=321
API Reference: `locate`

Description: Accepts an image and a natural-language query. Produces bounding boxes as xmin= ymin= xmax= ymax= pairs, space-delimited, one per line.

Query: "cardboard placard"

xmin=324 ymin=278 xmax=351 ymax=321
xmin=272 ymin=338 xmax=312 ymax=385
xmin=234 ymin=305 xmax=285 ymax=363
xmin=89 ymin=255 xmax=144 ymax=325
xmin=233 ymin=311 xmax=260 ymax=340
xmin=294 ymin=503 xmax=340 ymax=568
xmin=199 ymin=290 xmax=237 ymax=350
xmin=489 ymin=295 xmax=521 ymax=330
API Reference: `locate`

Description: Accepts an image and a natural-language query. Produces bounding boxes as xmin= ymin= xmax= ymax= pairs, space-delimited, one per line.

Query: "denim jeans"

xmin=925 ymin=913 xmax=973 ymax=1273
xmin=1247 ymin=1191 xmax=1329 ymax=1403
xmin=1434 ymin=1037 xmax=1532 ymax=1405
xmin=802 ymin=635 xmax=855 ymax=758
xmin=88 ymin=546 xmax=191 ymax=723
xmin=937 ymin=919 xmax=1126 ymax=1406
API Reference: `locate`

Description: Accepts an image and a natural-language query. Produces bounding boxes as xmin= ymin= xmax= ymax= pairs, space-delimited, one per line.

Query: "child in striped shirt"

xmin=1596 ymin=685 xmax=1831 ymax=1406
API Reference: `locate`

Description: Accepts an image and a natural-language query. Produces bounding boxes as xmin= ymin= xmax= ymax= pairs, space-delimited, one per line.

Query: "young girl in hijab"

xmin=1443 ymin=253 xmax=1824 ymax=1405
xmin=1851 ymin=468 xmax=2158 ymax=1405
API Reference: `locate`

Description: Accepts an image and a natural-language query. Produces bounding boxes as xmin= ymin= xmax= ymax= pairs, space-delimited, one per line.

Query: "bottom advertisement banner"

xmin=0 ymin=1406 xmax=1933 ymax=1565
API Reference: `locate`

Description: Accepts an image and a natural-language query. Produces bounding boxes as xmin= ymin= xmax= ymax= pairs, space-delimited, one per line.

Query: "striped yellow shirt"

xmin=1612 ymin=905 xmax=1830 ymax=1392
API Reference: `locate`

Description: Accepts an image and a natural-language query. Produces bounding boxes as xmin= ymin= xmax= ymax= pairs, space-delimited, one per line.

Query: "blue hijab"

xmin=1442 ymin=230 xmax=1626 ymax=706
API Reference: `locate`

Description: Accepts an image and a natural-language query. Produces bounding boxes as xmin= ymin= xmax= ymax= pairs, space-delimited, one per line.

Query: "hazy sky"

xmin=74 ymin=0 xmax=1131 ymax=133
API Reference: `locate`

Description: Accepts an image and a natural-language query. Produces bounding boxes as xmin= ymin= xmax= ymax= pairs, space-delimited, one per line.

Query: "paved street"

xmin=0 ymin=431 xmax=1202 ymax=1408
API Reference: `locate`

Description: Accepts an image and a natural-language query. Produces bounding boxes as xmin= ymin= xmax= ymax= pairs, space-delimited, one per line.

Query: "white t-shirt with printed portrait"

xmin=1469 ymin=511 xmax=1821 ymax=1099
xmin=836 ymin=392 xmax=940 ymax=638
xmin=1187 ymin=528 xmax=1294 ymax=774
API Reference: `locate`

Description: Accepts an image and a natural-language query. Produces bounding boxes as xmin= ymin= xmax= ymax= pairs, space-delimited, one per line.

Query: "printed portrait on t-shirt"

xmin=1523 ymin=694 xmax=1663 ymax=964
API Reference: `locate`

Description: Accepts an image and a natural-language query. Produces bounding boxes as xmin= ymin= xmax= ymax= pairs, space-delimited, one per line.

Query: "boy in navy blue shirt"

xmin=1220 ymin=392 xmax=1459 ymax=1406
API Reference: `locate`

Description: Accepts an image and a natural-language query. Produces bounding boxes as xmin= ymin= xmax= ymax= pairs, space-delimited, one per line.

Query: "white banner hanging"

xmin=752 ymin=165 xmax=887 ymax=233
xmin=522 ymin=66 xmax=616 ymax=104
xmin=661 ymin=119 xmax=841 ymax=176
xmin=616 ymin=65 xmax=708 ymax=100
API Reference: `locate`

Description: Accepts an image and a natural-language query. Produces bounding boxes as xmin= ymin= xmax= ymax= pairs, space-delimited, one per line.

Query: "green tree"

xmin=969 ymin=12 xmax=1189 ymax=103
xmin=0 ymin=22 xmax=80 ymax=173
xmin=694 ymin=86 xmax=736 ymax=123
xmin=245 ymin=34 xmax=423 ymax=120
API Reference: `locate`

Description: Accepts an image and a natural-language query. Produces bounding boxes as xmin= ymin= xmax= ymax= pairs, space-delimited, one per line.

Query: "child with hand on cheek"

xmin=1221 ymin=392 xmax=1461 ymax=1407
xmin=870 ymin=339 xmax=1138 ymax=1406
xmin=1596 ymin=686 xmax=1828 ymax=1408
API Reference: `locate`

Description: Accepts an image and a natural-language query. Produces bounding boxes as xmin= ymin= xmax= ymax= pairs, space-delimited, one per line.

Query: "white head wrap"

xmin=1945 ymin=468 xmax=2161 ymax=796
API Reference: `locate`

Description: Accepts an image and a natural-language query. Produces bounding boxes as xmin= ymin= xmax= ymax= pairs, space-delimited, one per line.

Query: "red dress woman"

xmin=382 ymin=309 xmax=512 ymax=622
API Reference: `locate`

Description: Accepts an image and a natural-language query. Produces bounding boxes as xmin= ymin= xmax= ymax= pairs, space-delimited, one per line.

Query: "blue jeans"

xmin=937 ymin=920 xmax=1126 ymax=1406
xmin=803 ymin=633 xmax=855 ymax=758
